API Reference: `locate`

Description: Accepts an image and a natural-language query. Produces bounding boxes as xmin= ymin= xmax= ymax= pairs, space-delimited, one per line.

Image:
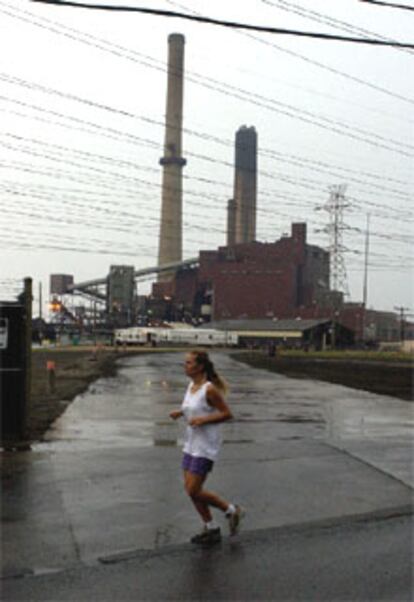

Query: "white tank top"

xmin=181 ymin=381 xmax=222 ymax=461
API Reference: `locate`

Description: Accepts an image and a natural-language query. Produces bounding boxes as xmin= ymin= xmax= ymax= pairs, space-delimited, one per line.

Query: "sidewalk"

xmin=1 ymin=352 xmax=413 ymax=579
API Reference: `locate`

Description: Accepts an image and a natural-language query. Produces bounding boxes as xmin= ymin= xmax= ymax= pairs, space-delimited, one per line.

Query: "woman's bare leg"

xmin=184 ymin=471 xmax=211 ymax=521
xmin=196 ymin=488 xmax=228 ymax=512
xmin=184 ymin=471 xmax=228 ymax=521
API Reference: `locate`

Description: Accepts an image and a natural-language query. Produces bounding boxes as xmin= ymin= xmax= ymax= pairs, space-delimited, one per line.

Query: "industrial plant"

xmin=45 ymin=33 xmax=412 ymax=348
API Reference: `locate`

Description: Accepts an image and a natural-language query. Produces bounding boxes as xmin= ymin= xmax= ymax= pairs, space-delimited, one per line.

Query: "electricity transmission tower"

xmin=316 ymin=185 xmax=350 ymax=298
xmin=394 ymin=305 xmax=411 ymax=343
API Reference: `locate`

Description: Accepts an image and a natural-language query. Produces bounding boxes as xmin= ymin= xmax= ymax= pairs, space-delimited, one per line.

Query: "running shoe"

xmin=227 ymin=505 xmax=244 ymax=536
xmin=190 ymin=527 xmax=222 ymax=545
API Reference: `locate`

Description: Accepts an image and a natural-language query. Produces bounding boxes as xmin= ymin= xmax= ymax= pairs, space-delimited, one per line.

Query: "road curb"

xmin=98 ymin=503 xmax=413 ymax=566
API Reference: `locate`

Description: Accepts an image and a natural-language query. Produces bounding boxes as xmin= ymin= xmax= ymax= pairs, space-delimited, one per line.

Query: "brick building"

xmin=152 ymin=223 xmax=330 ymax=322
xmin=150 ymin=221 xmax=413 ymax=344
xmin=294 ymin=301 xmax=414 ymax=343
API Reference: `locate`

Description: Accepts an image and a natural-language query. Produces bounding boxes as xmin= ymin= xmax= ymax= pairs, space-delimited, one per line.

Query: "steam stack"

xmin=158 ymin=34 xmax=186 ymax=280
xmin=229 ymin=126 xmax=257 ymax=245
xmin=226 ymin=199 xmax=236 ymax=246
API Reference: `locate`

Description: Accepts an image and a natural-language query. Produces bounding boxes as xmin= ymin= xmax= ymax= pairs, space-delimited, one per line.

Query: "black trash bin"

xmin=0 ymin=303 xmax=27 ymax=441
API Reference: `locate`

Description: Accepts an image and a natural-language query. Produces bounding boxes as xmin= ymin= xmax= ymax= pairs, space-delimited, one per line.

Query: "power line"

xmin=1 ymin=19 xmax=412 ymax=158
xmin=2 ymin=114 xmax=409 ymax=218
xmin=3 ymin=117 xmax=412 ymax=232
xmin=4 ymin=2 xmax=414 ymax=158
xmin=1 ymin=12 xmax=411 ymax=270
xmin=3 ymin=165 xmax=412 ymax=253
xmin=0 ymin=198 xmax=225 ymax=251
xmin=3 ymin=122 xmax=412 ymax=203
xmin=359 ymin=0 xmax=414 ymax=11
xmin=5 ymin=1 xmax=413 ymax=125
xmin=0 ymin=184 xmax=228 ymax=238
xmin=3 ymin=128 xmax=413 ymax=235
xmin=4 ymin=132 xmax=413 ymax=233
xmin=3 ymin=174 xmax=412 ymax=272
xmin=6 ymin=0 xmax=412 ymax=117
xmin=3 ymin=232 xmax=411 ymax=272
xmin=0 ymin=238 xmax=152 ymax=258
xmin=2 ymin=72 xmax=413 ymax=184
xmin=29 ymin=0 xmax=414 ymax=47
xmin=164 ymin=0 xmax=414 ymax=105
xmin=262 ymin=0 xmax=414 ymax=55
xmin=3 ymin=137 xmax=411 ymax=238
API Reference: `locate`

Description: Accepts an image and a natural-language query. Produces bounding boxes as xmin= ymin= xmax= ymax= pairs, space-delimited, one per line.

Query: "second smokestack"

xmin=231 ymin=125 xmax=257 ymax=245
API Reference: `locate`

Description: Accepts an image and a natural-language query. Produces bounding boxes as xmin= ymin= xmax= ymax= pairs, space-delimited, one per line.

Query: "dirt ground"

xmin=231 ymin=352 xmax=413 ymax=401
xmin=29 ymin=346 xmax=138 ymax=440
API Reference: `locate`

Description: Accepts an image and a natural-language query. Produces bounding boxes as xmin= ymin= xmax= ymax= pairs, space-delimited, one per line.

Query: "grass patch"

xmin=231 ymin=351 xmax=413 ymax=401
xmin=278 ymin=350 xmax=413 ymax=363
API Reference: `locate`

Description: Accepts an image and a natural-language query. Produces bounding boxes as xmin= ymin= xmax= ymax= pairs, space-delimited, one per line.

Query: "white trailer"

xmin=114 ymin=327 xmax=239 ymax=347
xmin=114 ymin=327 xmax=157 ymax=345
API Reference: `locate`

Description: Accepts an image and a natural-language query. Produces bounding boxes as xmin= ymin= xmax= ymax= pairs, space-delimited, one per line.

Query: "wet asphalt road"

xmin=38 ymin=351 xmax=414 ymax=479
xmin=2 ymin=351 xmax=413 ymax=600
xmin=3 ymin=515 xmax=413 ymax=601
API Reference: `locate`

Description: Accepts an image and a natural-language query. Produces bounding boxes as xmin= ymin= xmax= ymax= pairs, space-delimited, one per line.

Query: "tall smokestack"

xmin=234 ymin=126 xmax=257 ymax=244
xmin=227 ymin=199 xmax=236 ymax=246
xmin=158 ymin=33 xmax=186 ymax=280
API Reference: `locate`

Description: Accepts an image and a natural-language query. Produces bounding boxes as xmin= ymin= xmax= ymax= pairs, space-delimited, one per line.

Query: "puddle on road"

xmin=324 ymin=398 xmax=413 ymax=440
xmin=235 ymin=416 xmax=324 ymax=424
xmin=276 ymin=414 xmax=324 ymax=424
xmin=223 ymin=439 xmax=254 ymax=445
xmin=153 ymin=440 xmax=177 ymax=447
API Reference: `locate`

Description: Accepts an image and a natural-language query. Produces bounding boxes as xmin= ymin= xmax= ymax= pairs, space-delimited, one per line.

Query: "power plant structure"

xmin=158 ymin=33 xmax=187 ymax=281
xmin=45 ymin=34 xmax=406 ymax=344
xmin=227 ymin=126 xmax=257 ymax=245
xmin=226 ymin=199 xmax=237 ymax=247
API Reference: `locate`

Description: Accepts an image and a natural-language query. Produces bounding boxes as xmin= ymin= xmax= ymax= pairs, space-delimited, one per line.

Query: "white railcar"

xmin=114 ymin=326 xmax=238 ymax=347
xmin=114 ymin=327 xmax=158 ymax=345
xmin=164 ymin=328 xmax=236 ymax=346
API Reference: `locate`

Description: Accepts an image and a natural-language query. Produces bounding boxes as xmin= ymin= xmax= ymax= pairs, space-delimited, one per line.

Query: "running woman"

xmin=170 ymin=350 xmax=243 ymax=544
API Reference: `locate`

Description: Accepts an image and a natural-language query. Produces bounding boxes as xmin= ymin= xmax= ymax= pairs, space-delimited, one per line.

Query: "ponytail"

xmin=190 ymin=350 xmax=228 ymax=395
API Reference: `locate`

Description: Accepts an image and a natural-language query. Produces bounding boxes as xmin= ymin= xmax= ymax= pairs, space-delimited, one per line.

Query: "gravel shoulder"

xmin=230 ymin=351 xmax=413 ymax=401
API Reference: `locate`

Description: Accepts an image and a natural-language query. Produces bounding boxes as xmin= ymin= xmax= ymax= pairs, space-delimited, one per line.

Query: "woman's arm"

xmin=169 ymin=409 xmax=183 ymax=420
xmin=189 ymin=385 xmax=233 ymax=427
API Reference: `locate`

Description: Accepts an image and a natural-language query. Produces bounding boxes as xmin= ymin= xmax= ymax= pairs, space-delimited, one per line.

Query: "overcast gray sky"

xmin=0 ymin=0 xmax=413 ymax=317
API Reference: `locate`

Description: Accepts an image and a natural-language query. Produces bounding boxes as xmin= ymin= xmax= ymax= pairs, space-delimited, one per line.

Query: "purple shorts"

xmin=182 ymin=453 xmax=214 ymax=476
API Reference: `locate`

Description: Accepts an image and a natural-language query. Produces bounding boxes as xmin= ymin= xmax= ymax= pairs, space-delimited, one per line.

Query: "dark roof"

xmin=199 ymin=319 xmax=331 ymax=332
xmin=0 ymin=301 xmax=24 ymax=308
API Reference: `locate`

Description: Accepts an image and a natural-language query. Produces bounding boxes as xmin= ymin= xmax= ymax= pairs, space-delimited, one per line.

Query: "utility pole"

xmin=23 ymin=277 xmax=32 ymax=440
xmin=39 ymin=282 xmax=42 ymax=320
xmin=93 ymin=300 xmax=97 ymax=346
xmin=394 ymin=306 xmax=410 ymax=343
xmin=362 ymin=213 xmax=370 ymax=341
xmin=363 ymin=214 xmax=370 ymax=309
